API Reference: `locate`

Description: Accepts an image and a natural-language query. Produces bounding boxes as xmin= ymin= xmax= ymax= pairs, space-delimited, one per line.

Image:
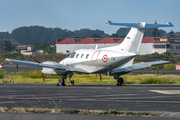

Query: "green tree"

xmin=169 ymin=30 xmax=175 ymax=38
xmin=152 ymin=20 xmax=160 ymax=37
xmin=111 ymin=33 xmax=119 ymax=37
xmin=91 ymin=33 xmax=101 ymax=38
xmin=1 ymin=41 xmax=15 ymax=52
xmin=116 ymin=27 xmax=130 ymax=37
xmin=34 ymin=41 xmax=54 ymax=51
xmin=33 ymin=42 xmax=39 ymax=48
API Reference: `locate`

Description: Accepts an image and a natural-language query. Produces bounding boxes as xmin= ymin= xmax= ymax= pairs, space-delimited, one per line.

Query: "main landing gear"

xmin=57 ymin=77 xmax=66 ymax=86
xmin=57 ymin=73 xmax=75 ymax=86
xmin=114 ymin=75 xmax=125 ymax=86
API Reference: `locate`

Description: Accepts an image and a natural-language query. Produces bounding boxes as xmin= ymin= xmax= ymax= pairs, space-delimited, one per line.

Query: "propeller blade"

xmin=34 ymin=59 xmax=41 ymax=63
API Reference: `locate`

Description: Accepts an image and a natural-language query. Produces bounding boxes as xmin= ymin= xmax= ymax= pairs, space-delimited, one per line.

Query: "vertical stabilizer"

xmin=119 ymin=27 xmax=145 ymax=53
xmin=105 ymin=20 xmax=174 ymax=54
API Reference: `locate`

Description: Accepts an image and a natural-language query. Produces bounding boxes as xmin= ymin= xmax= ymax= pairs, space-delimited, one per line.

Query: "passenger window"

xmin=86 ymin=54 xmax=89 ymax=59
xmin=76 ymin=54 xmax=79 ymax=58
xmin=81 ymin=54 xmax=84 ymax=58
xmin=69 ymin=52 xmax=76 ymax=58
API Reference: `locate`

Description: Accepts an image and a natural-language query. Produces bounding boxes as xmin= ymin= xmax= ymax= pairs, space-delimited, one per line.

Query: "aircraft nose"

xmin=60 ymin=59 xmax=66 ymax=65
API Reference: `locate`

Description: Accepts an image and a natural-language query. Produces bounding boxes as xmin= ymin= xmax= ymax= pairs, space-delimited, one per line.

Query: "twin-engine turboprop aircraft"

xmin=6 ymin=20 xmax=174 ymax=86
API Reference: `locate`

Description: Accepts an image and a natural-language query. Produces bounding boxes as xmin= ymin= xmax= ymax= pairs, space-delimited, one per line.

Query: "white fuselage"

xmin=60 ymin=48 xmax=136 ymax=74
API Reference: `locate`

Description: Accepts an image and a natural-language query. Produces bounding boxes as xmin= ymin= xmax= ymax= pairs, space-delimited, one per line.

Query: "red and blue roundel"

xmin=102 ymin=55 xmax=108 ymax=63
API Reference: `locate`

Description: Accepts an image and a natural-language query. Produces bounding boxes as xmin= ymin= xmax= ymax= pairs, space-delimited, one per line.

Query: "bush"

xmin=28 ymin=70 xmax=43 ymax=78
xmin=0 ymin=74 xmax=3 ymax=79
xmin=164 ymin=64 xmax=175 ymax=70
xmin=0 ymin=69 xmax=6 ymax=79
xmin=162 ymin=52 xmax=171 ymax=56
xmin=151 ymin=52 xmax=159 ymax=56
xmin=140 ymin=75 xmax=175 ymax=84
xmin=19 ymin=70 xmax=29 ymax=77
xmin=19 ymin=70 xmax=42 ymax=78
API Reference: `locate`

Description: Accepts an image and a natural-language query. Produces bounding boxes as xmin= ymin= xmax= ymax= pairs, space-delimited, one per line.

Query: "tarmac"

xmin=1 ymin=64 xmax=180 ymax=119
xmin=0 ymin=83 xmax=180 ymax=112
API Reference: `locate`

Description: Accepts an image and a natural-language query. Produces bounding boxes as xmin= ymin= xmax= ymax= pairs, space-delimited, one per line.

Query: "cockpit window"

xmin=81 ymin=54 xmax=84 ymax=58
xmin=68 ymin=52 xmax=76 ymax=58
xmin=76 ymin=54 xmax=79 ymax=58
xmin=86 ymin=54 xmax=89 ymax=59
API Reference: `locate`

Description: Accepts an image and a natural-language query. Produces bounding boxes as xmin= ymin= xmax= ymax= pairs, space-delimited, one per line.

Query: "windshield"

xmin=68 ymin=52 xmax=76 ymax=58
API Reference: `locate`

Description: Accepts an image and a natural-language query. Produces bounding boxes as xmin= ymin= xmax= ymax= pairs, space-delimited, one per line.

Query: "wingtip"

xmin=5 ymin=58 xmax=10 ymax=61
xmin=167 ymin=22 xmax=174 ymax=27
xmin=106 ymin=20 xmax=112 ymax=24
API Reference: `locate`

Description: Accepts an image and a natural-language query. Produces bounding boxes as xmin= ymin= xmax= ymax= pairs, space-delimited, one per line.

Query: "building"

xmin=55 ymin=37 xmax=180 ymax=55
xmin=21 ymin=46 xmax=54 ymax=55
xmin=21 ymin=46 xmax=36 ymax=55
xmin=153 ymin=37 xmax=180 ymax=54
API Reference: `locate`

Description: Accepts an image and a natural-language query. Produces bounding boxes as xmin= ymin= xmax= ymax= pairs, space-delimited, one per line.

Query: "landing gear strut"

xmin=57 ymin=77 xmax=65 ymax=86
xmin=67 ymin=74 xmax=75 ymax=86
xmin=114 ymin=75 xmax=124 ymax=86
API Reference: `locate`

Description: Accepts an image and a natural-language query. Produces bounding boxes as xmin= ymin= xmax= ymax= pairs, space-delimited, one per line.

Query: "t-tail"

xmin=104 ymin=20 xmax=174 ymax=54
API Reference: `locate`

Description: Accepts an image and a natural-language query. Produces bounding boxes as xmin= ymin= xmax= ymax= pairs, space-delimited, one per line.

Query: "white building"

xmin=55 ymin=37 xmax=180 ymax=55
xmin=21 ymin=46 xmax=36 ymax=55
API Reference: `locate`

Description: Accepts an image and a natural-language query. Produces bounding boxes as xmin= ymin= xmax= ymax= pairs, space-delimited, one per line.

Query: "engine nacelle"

xmin=41 ymin=61 xmax=67 ymax=75
xmin=42 ymin=68 xmax=66 ymax=75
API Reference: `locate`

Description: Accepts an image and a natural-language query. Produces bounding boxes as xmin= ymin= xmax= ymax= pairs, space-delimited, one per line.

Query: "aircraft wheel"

xmin=117 ymin=77 xmax=124 ymax=86
xmin=58 ymin=77 xmax=65 ymax=86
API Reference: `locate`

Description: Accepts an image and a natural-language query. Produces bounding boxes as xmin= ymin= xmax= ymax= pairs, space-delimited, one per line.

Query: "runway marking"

xmin=149 ymin=90 xmax=180 ymax=94
xmin=0 ymin=101 xmax=15 ymax=104
xmin=136 ymin=105 xmax=150 ymax=107
xmin=93 ymin=94 xmax=138 ymax=97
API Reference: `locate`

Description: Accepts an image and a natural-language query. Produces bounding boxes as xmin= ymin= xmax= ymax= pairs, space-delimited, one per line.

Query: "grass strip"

xmin=1 ymin=106 xmax=180 ymax=118
xmin=0 ymin=70 xmax=180 ymax=84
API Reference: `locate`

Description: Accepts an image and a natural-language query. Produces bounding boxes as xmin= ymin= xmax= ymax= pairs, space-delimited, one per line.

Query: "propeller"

xmin=34 ymin=59 xmax=41 ymax=63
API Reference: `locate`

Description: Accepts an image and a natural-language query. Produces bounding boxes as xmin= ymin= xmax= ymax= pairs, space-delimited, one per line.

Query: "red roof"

xmin=55 ymin=37 xmax=178 ymax=44
xmin=142 ymin=37 xmax=155 ymax=43
xmin=116 ymin=38 xmax=125 ymax=43
xmin=153 ymin=41 xmax=170 ymax=44
xmin=153 ymin=41 xmax=180 ymax=44
xmin=56 ymin=38 xmax=82 ymax=44
xmin=96 ymin=37 xmax=122 ymax=43
xmin=55 ymin=39 xmax=63 ymax=44
xmin=169 ymin=41 xmax=180 ymax=44
xmin=78 ymin=38 xmax=100 ymax=44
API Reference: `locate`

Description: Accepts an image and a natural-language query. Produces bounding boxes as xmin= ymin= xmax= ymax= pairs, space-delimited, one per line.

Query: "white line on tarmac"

xmin=149 ymin=90 xmax=180 ymax=94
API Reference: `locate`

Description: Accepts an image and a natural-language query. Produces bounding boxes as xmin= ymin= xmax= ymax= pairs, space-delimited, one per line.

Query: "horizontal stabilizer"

xmin=106 ymin=20 xmax=174 ymax=28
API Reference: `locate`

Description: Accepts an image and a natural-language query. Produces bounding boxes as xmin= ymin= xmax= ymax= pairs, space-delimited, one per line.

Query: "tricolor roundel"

xmin=102 ymin=55 xmax=108 ymax=63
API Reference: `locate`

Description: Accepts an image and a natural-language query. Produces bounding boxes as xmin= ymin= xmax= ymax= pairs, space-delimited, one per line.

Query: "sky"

xmin=0 ymin=0 xmax=179 ymax=35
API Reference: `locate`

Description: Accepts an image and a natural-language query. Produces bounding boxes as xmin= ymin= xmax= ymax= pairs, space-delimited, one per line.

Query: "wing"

xmin=5 ymin=58 xmax=73 ymax=71
xmin=110 ymin=60 xmax=169 ymax=75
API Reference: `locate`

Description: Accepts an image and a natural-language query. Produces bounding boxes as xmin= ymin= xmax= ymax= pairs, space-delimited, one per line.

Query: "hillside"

xmin=0 ymin=26 xmax=179 ymax=45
